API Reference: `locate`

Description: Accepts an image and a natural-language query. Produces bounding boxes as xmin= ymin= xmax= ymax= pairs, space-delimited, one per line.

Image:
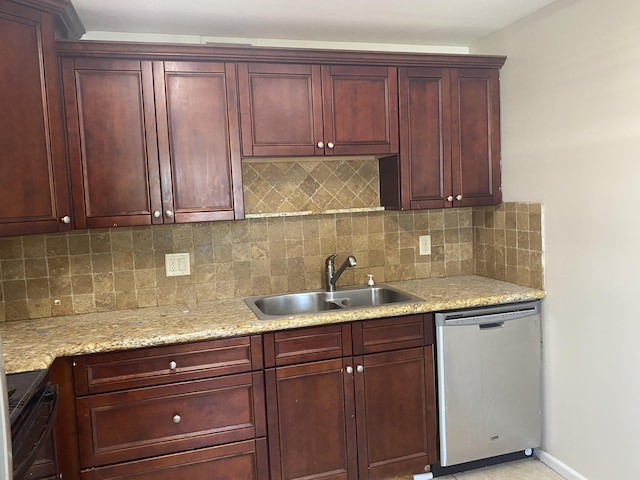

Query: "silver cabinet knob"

xmin=327 ymin=142 xmax=334 ymax=149
xmin=446 ymin=196 xmax=454 ymax=202
xmin=346 ymin=366 xmax=354 ymax=374
xmin=165 ymin=210 xmax=174 ymax=218
xmin=317 ymin=141 xmax=324 ymax=148
xmin=356 ymin=365 xmax=364 ymax=373
xmin=61 ymin=215 xmax=71 ymax=224
xmin=153 ymin=210 xmax=161 ymax=218
xmin=456 ymin=194 xmax=463 ymax=201
xmin=169 ymin=361 xmax=177 ymax=370
xmin=172 ymin=414 xmax=181 ymax=424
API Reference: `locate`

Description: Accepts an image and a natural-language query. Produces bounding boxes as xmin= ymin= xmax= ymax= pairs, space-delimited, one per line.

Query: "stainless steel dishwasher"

xmin=435 ymin=300 xmax=541 ymax=467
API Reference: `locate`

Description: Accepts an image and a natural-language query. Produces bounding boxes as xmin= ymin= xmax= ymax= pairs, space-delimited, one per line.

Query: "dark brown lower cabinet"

xmin=354 ymin=347 xmax=436 ymax=479
xmin=80 ymin=439 xmax=268 ymax=480
xmin=266 ymin=358 xmax=357 ymax=480
xmin=265 ymin=316 xmax=437 ymax=480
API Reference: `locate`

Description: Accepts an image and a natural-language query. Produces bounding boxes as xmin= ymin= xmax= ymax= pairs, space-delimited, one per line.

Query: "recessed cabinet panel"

xmin=322 ymin=65 xmax=398 ymax=156
xmin=451 ymin=69 xmax=501 ymax=206
xmin=76 ymin=373 xmax=263 ymax=468
xmin=80 ymin=439 xmax=268 ymax=480
xmin=239 ymin=63 xmax=322 ymax=156
xmin=266 ymin=359 xmax=357 ymax=480
xmin=156 ymin=61 xmax=243 ymax=222
xmin=354 ymin=348 xmax=434 ymax=479
xmin=0 ymin=0 xmax=71 ymax=236
xmin=76 ymin=69 xmax=154 ymax=219
xmin=62 ymin=58 xmax=161 ymax=228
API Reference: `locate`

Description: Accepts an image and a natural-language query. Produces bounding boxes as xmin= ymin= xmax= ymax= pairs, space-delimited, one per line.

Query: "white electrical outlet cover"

xmin=419 ymin=235 xmax=431 ymax=256
xmin=165 ymin=253 xmax=191 ymax=277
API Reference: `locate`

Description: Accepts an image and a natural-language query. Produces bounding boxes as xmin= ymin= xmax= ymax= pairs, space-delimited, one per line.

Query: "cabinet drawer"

xmin=81 ymin=438 xmax=268 ymax=480
xmin=352 ymin=314 xmax=434 ymax=354
xmin=76 ymin=373 xmax=266 ymax=468
xmin=74 ymin=336 xmax=262 ymax=395
xmin=263 ymin=324 xmax=351 ymax=367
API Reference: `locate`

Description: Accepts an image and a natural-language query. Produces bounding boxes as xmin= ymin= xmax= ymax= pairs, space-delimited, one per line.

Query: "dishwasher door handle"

xmin=479 ymin=322 xmax=504 ymax=330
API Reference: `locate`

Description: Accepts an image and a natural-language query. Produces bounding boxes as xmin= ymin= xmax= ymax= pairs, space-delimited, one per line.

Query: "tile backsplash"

xmin=0 ymin=201 xmax=544 ymax=322
xmin=474 ymin=202 xmax=544 ymax=290
xmin=0 ymin=209 xmax=477 ymax=321
xmin=242 ymin=157 xmax=381 ymax=214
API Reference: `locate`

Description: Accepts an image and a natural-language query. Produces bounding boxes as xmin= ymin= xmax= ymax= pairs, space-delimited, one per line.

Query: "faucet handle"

xmin=325 ymin=253 xmax=338 ymax=266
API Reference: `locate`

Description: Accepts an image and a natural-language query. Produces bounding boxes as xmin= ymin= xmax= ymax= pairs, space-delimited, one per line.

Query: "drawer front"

xmin=76 ymin=373 xmax=266 ymax=468
xmin=352 ymin=314 xmax=434 ymax=354
xmin=263 ymin=324 xmax=351 ymax=367
xmin=74 ymin=336 xmax=262 ymax=395
xmin=81 ymin=438 xmax=269 ymax=480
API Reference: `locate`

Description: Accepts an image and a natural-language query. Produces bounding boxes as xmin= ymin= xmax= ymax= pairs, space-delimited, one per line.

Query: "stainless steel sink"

xmin=244 ymin=284 xmax=423 ymax=320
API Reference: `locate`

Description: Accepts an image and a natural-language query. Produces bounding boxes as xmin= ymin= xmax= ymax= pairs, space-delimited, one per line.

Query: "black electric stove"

xmin=6 ymin=370 xmax=58 ymax=480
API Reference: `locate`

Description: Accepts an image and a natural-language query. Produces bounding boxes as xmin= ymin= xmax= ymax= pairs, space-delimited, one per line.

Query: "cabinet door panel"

xmin=322 ymin=66 xmax=398 ymax=156
xmin=266 ymin=359 xmax=357 ymax=480
xmin=74 ymin=336 xmax=262 ymax=395
xmin=354 ymin=347 xmax=435 ymax=479
xmin=155 ymin=61 xmax=243 ymax=222
xmin=399 ymin=67 xmax=452 ymax=209
xmin=451 ymin=69 xmax=501 ymax=206
xmin=0 ymin=1 xmax=71 ymax=235
xmin=76 ymin=373 xmax=264 ymax=468
xmin=81 ymin=439 xmax=268 ymax=480
xmin=61 ymin=58 xmax=161 ymax=228
xmin=238 ymin=63 xmax=323 ymax=156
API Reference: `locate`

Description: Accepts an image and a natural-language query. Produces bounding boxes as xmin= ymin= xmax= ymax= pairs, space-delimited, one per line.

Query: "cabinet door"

xmin=0 ymin=0 xmax=71 ymax=236
xmin=238 ymin=63 xmax=324 ymax=157
xmin=450 ymin=68 xmax=502 ymax=206
xmin=61 ymin=58 xmax=162 ymax=228
xmin=353 ymin=347 xmax=437 ymax=479
xmin=321 ymin=65 xmax=398 ymax=156
xmin=154 ymin=61 xmax=244 ymax=222
xmin=266 ymin=359 xmax=357 ymax=480
xmin=396 ymin=67 xmax=452 ymax=209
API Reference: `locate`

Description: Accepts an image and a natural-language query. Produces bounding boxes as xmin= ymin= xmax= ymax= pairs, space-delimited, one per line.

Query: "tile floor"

xmin=437 ymin=458 xmax=565 ymax=479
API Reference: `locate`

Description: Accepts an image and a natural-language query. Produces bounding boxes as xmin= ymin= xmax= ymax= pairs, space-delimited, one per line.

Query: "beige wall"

xmin=473 ymin=0 xmax=640 ymax=478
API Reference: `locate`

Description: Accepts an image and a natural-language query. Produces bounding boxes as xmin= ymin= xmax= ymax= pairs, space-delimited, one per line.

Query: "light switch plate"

xmin=419 ymin=235 xmax=431 ymax=256
xmin=165 ymin=253 xmax=191 ymax=277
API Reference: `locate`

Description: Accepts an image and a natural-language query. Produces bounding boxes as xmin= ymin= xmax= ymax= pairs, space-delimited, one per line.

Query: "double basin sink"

xmin=245 ymin=284 xmax=424 ymax=320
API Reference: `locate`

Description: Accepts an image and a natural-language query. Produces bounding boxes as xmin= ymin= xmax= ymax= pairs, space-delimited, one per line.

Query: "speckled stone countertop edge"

xmin=0 ymin=275 xmax=545 ymax=373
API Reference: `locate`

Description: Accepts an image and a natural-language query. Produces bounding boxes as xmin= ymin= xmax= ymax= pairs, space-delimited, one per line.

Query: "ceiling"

xmin=71 ymin=0 xmax=556 ymax=47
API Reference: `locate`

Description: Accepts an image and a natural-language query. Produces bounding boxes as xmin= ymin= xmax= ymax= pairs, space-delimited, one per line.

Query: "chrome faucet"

xmin=325 ymin=253 xmax=357 ymax=292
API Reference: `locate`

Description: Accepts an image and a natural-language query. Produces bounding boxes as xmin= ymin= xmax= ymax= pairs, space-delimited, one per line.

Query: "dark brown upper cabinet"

xmin=0 ymin=0 xmax=72 ymax=236
xmin=60 ymin=58 xmax=244 ymax=229
xmin=238 ymin=63 xmax=398 ymax=157
xmin=380 ymin=66 xmax=501 ymax=210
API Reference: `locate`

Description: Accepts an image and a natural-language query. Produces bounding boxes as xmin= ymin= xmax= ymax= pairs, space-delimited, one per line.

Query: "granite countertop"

xmin=0 ymin=275 xmax=545 ymax=373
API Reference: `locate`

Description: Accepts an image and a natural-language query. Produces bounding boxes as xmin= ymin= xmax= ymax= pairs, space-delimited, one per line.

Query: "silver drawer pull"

xmin=346 ymin=366 xmax=353 ymax=374
xmin=169 ymin=361 xmax=177 ymax=370
xmin=173 ymin=414 xmax=181 ymax=424
xmin=356 ymin=365 xmax=364 ymax=373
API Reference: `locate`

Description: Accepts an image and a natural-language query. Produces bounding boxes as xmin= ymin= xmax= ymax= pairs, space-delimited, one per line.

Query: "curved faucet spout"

xmin=325 ymin=254 xmax=357 ymax=292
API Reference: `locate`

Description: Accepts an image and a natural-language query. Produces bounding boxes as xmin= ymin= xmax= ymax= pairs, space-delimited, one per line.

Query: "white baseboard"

xmin=535 ymin=448 xmax=589 ymax=480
